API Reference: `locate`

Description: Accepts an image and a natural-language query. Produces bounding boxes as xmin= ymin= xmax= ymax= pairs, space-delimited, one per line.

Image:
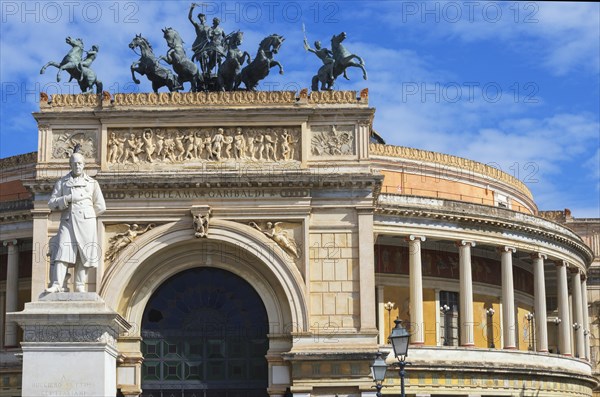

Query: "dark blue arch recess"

xmin=140 ymin=267 xmax=269 ymax=397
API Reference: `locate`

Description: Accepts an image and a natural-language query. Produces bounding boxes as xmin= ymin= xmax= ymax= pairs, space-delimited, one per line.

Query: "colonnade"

xmin=383 ymin=235 xmax=591 ymax=361
xmin=3 ymin=239 xmax=20 ymax=347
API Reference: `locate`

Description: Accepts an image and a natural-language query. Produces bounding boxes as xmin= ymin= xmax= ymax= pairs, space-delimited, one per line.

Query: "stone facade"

xmin=0 ymin=90 xmax=597 ymax=397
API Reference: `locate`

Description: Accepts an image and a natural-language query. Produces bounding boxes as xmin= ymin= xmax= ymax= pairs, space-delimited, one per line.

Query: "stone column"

xmin=0 ymin=292 xmax=4 ymax=349
xmin=582 ymin=276 xmax=591 ymax=361
xmin=3 ymin=239 xmax=19 ymax=347
xmin=458 ymin=240 xmax=476 ymax=347
xmin=376 ymin=285 xmax=385 ymax=344
xmin=500 ymin=246 xmax=517 ymax=349
xmin=571 ymin=269 xmax=585 ymax=358
xmin=357 ymin=208 xmax=377 ymax=333
xmin=408 ymin=235 xmax=426 ymax=345
xmin=556 ymin=261 xmax=572 ymax=356
xmin=532 ymin=253 xmax=548 ymax=352
xmin=31 ymin=208 xmax=50 ymax=300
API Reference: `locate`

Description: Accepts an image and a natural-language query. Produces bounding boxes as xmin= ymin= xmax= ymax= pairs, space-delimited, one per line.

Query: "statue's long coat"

xmin=48 ymin=173 xmax=106 ymax=267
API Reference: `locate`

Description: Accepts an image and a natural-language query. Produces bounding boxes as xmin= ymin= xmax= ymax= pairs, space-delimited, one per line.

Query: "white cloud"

xmin=1 ymin=1 xmax=598 ymax=215
xmin=376 ymin=1 xmax=600 ymax=77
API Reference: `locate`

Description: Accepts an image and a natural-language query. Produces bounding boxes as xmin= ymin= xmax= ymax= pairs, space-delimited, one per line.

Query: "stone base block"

xmin=7 ymin=293 xmax=130 ymax=397
xmin=21 ymin=342 xmax=118 ymax=397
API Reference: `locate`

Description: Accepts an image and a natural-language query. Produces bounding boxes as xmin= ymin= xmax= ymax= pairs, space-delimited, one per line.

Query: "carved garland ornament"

xmin=107 ymin=126 xmax=300 ymax=166
xmin=52 ymin=129 xmax=97 ymax=159
xmin=41 ymin=91 xmax=368 ymax=108
xmin=311 ymin=125 xmax=355 ymax=157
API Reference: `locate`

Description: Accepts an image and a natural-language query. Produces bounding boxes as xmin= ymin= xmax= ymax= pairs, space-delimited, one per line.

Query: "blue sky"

xmin=1 ymin=1 xmax=599 ymax=217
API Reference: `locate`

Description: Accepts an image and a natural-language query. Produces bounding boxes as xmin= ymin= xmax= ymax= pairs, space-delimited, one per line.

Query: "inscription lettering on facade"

xmin=106 ymin=126 xmax=300 ymax=168
xmin=105 ymin=189 xmax=270 ymax=199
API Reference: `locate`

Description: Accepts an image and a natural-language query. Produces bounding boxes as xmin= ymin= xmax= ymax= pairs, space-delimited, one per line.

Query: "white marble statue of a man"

xmin=46 ymin=152 xmax=106 ymax=293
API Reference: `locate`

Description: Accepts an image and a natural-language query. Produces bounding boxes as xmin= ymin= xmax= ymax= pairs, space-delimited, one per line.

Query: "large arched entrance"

xmin=139 ymin=267 xmax=269 ymax=397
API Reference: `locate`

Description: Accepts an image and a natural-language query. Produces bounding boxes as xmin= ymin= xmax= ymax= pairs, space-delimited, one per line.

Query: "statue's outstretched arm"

xmin=188 ymin=5 xmax=198 ymax=27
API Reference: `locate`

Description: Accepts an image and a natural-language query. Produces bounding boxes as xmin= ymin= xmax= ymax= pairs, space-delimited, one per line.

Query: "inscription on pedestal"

xmin=31 ymin=376 xmax=95 ymax=396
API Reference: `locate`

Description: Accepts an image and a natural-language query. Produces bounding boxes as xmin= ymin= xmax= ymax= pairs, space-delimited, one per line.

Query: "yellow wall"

xmin=383 ymin=286 xmax=409 ymax=341
xmin=423 ymin=288 xmax=437 ymax=346
xmin=384 ymin=287 xmax=438 ymax=347
xmin=473 ymin=294 xmax=500 ymax=348
xmin=517 ymin=304 xmax=535 ymax=351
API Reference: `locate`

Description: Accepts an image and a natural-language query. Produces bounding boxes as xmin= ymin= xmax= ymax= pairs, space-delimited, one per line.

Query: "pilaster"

xmin=358 ymin=207 xmax=377 ymax=333
xmin=3 ymin=239 xmax=19 ymax=347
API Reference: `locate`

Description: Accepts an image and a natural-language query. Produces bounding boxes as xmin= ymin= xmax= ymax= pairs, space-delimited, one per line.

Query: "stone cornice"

xmin=375 ymin=194 xmax=594 ymax=264
xmin=24 ymin=172 xmax=384 ymax=193
xmin=38 ymin=90 xmax=369 ymax=111
xmin=0 ymin=199 xmax=33 ymax=223
xmin=369 ymin=143 xmax=532 ymax=201
xmin=0 ymin=152 xmax=37 ymax=170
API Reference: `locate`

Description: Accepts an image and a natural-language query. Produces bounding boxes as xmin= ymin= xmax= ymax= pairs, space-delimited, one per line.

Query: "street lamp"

xmin=370 ymin=352 xmax=387 ymax=397
xmin=553 ymin=317 xmax=562 ymax=354
xmin=573 ymin=323 xmax=581 ymax=357
xmin=440 ymin=304 xmax=451 ymax=346
xmin=389 ymin=318 xmax=411 ymax=397
xmin=384 ymin=301 xmax=396 ymax=340
xmin=486 ymin=308 xmax=495 ymax=348
xmin=526 ymin=312 xmax=535 ymax=351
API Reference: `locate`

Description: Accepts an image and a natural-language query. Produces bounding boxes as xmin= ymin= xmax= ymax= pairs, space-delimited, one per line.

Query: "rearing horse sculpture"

xmin=217 ymin=31 xmax=251 ymax=91
xmin=160 ymin=27 xmax=202 ymax=92
xmin=129 ymin=34 xmax=181 ymax=93
xmin=40 ymin=36 xmax=103 ymax=94
xmin=234 ymin=34 xmax=284 ymax=91
xmin=311 ymin=32 xmax=367 ymax=91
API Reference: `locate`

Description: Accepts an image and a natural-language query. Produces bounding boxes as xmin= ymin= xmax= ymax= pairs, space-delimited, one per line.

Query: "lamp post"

xmin=370 ymin=352 xmax=387 ymax=397
xmin=486 ymin=308 xmax=495 ymax=348
xmin=526 ymin=312 xmax=534 ymax=351
xmin=384 ymin=301 xmax=396 ymax=340
xmin=440 ymin=304 xmax=450 ymax=346
xmin=553 ymin=317 xmax=562 ymax=354
xmin=389 ymin=318 xmax=411 ymax=397
xmin=573 ymin=323 xmax=581 ymax=357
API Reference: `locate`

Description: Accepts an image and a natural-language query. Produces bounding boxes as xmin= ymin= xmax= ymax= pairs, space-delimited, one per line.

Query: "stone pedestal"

xmin=7 ymin=293 xmax=130 ymax=397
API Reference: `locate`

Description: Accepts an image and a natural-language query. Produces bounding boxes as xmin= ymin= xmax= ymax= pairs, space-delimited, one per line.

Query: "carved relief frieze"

xmin=52 ymin=129 xmax=97 ymax=160
xmin=311 ymin=125 xmax=355 ymax=157
xmin=106 ymin=126 xmax=300 ymax=168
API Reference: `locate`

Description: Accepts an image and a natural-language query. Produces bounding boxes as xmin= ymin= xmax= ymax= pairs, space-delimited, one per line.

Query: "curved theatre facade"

xmin=0 ymin=90 xmax=596 ymax=397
